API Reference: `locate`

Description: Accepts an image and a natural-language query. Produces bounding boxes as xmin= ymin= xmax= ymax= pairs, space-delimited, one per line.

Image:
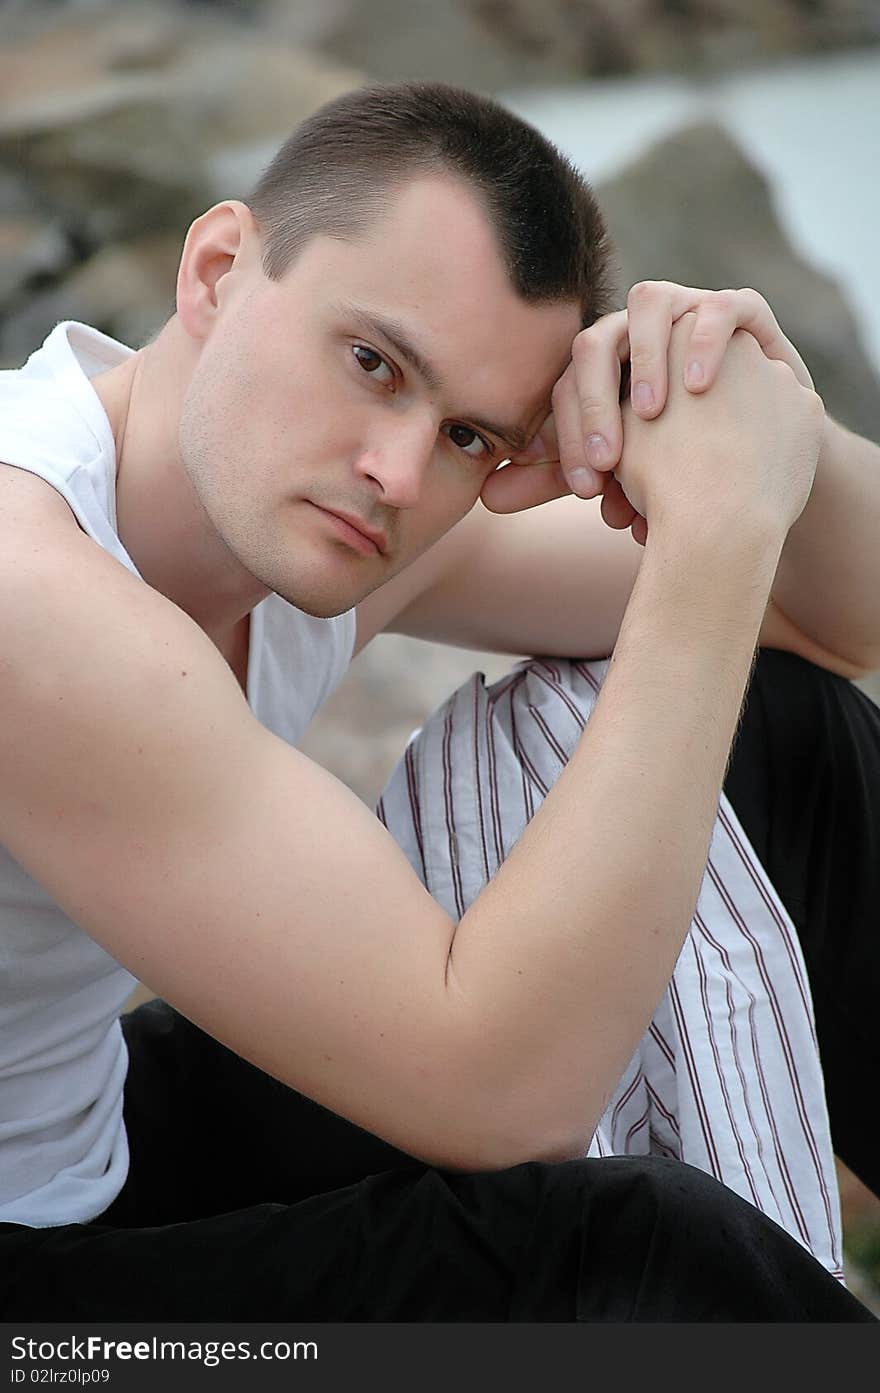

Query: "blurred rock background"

xmin=3 ymin=0 xmax=879 ymax=1306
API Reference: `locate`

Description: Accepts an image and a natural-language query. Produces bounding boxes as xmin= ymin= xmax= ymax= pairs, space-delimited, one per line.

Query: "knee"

xmin=500 ymin=1157 xmax=781 ymax=1321
xmin=509 ymin=1154 xmax=743 ymax=1240
xmin=751 ymin=646 xmax=856 ymax=715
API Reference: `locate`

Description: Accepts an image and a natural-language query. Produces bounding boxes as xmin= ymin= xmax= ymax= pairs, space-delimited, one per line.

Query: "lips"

xmin=311 ymin=504 xmax=388 ymax=555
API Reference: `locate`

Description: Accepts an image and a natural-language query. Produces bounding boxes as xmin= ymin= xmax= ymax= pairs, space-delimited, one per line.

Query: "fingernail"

xmin=686 ymin=361 xmax=705 ymax=388
xmin=569 ymin=466 xmax=599 ymax=498
xmin=632 ymin=381 xmax=654 ymax=413
xmin=585 ymin=433 xmax=609 ymax=468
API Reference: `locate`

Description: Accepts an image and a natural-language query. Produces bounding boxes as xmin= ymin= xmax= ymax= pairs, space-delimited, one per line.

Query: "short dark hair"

xmin=247 ymin=81 xmax=615 ymax=327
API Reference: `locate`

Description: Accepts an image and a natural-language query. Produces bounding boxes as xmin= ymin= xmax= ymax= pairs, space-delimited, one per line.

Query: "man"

xmin=0 ymin=81 xmax=876 ymax=1321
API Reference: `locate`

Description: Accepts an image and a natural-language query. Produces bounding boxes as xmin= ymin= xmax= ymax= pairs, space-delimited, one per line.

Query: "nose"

xmin=353 ymin=416 xmax=437 ymax=509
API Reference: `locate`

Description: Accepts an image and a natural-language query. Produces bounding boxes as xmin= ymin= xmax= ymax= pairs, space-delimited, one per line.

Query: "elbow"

xmin=394 ymin=1001 xmax=595 ymax=1173
xmin=437 ymin=1134 xmax=588 ymax=1176
xmin=419 ymin=1107 xmax=592 ymax=1175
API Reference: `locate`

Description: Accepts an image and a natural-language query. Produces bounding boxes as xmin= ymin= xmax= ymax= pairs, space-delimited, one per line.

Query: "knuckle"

xmin=571 ymin=308 xmax=624 ymax=358
xmin=556 ymin=431 xmax=584 ymax=459
xmin=628 ymin=344 xmax=656 ymax=372
xmin=627 ymin=280 xmax=661 ymax=307
xmin=767 ymin=355 xmax=796 ymax=380
xmin=713 ymin=288 xmax=738 ymax=311
xmin=670 ymin=310 xmax=697 ymax=341
xmin=693 ymin=299 xmax=734 ymax=327
xmin=687 ymin=322 xmax=722 ymax=345
xmin=571 ymin=330 xmax=597 ymax=363
xmin=805 ymin=385 xmax=826 ymax=416
xmin=575 ymin=393 xmax=607 ymax=419
xmin=736 ymin=286 xmax=768 ymax=314
xmin=555 ymin=424 xmax=580 ymax=451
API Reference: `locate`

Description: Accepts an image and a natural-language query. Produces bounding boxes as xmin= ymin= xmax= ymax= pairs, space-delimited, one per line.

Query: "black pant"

xmin=724 ymin=650 xmax=880 ymax=1198
xmin=1 ymin=650 xmax=877 ymax=1321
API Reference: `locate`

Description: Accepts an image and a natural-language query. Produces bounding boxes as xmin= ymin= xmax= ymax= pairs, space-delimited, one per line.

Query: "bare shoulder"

xmin=0 ymin=459 xmax=82 ymax=536
xmin=0 ymin=459 xmax=228 ymax=689
xmin=0 ymin=455 xmax=257 ymax=919
xmin=0 ymin=461 xmax=471 ymax=1163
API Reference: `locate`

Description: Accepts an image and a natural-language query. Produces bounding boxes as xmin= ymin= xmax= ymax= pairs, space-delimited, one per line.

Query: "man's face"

xmin=178 ymin=174 xmax=581 ymax=617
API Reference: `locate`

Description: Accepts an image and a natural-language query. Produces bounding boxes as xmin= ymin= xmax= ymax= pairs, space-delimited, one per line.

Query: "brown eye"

xmin=352 ymin=345 xmax=394 ymax=385
xmin=448 ymin=425 xmax=477 ymax=449
xmin=444 ymin=423 xmax=492 ymax=460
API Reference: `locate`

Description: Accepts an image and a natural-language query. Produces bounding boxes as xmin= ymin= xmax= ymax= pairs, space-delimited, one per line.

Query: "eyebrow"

xmin=331 ymin=299 xmax=531 ymax=452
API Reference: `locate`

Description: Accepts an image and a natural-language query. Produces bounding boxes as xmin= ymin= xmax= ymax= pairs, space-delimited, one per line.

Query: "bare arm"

xmin=359 ymin=490 xmax=647 ymax=660
xmin=443 ymin=520 xmax=783 ymax=1151
xmin=0 ymin=327 xmax=821 ymax=1170
xmin=770 ymin=415 xmax=880 ymax=673
xmin=362 ymin=489 xmax=864 ymax=680
xmin=451 ymin=279 xmax=875 ymax=677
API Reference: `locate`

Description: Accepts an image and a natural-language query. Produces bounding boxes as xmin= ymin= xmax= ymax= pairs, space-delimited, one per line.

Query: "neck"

xmin=90 ymin=318 xmax=269 ymax=648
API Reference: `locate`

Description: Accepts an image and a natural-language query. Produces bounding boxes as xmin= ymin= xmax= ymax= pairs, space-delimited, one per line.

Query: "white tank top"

xmin=0 ymin=323 xmax=356 ymax=1226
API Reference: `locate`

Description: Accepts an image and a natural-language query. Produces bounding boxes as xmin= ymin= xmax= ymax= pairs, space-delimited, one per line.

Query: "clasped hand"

xmin=479 ymin=282 xmax=816 ymax=547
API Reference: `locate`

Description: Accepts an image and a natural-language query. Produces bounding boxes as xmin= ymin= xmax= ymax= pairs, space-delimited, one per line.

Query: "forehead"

xmin=278 ymin=175 xmax=581 ymax=422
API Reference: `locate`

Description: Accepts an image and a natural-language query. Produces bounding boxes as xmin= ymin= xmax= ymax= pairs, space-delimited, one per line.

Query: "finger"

xmin=625 ymin=282 xmax=675 ymax=418
xmin=622 ymin=281 xmax=796 ymax=399
xmin=679 ymin=288 xmax=741 ymax=392
xmin=626 ymin=278 xmax=735 ymax=406
xmin=724 ymin=288 xmax=813 ymax=387
xmin=550 ymin=365 xmax=602 ymax=498
xmin=479 ymin=457 xmax=570 ymax=514
xmin=566 ymin=309 xmax=631 ymax=477
xmin=683 ymin=288 xmax=814 ymax=393
xmin=599 ymin=474 xmax=638 ymax=531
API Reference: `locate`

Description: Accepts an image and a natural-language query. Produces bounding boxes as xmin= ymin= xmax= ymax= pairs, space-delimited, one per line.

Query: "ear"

xmin=175 ymin=200 xmax=261 ymax=342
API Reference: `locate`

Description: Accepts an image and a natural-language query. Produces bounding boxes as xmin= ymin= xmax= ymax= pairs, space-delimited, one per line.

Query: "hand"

xmin=479 ymin=283 xmax=815 ymax=546
xmin=611 ymin=314 xmax=824 ymax=547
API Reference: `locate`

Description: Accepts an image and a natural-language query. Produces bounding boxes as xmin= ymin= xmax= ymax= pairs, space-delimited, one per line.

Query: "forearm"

xmin=771 ymin=415 xmax=880 ymax=674
xmin=450 ymin=519 xmax=785 ymax=1165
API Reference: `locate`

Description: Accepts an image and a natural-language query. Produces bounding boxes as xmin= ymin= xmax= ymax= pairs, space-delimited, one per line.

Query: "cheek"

xmin=416 ymin=480 xmax=484 ymax=552
xmin=252 ymin=352 xmax=356 ymax=458
xmin=180 ymin=377 xmax=286 ymax=498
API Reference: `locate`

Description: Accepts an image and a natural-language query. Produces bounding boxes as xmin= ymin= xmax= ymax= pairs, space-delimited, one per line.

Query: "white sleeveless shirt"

xmin=0 ymin=323 xmax=356 ymax=1226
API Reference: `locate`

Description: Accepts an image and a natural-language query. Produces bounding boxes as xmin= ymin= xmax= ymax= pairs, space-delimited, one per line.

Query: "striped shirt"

xmin=377 ymin=656 xmax=844 ymax=1280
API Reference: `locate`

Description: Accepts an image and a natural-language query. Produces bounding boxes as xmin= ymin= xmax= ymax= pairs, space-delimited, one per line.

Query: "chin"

xmin=253 ymin=546 xmax=387 ymax=619
xmin=287 ymin=596 xmax=352 ymax=619
xmin=271 ymin=579 xmax=365 ymax=620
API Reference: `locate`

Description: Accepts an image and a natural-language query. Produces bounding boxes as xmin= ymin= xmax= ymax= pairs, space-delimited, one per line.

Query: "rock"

xmin=3 ymin=8 xmax=877 ymax=798
xmin=0 ymin=233 xmax=183 ymax=367
xmin=461 ymin=0 xmax=880 ymax=78
xmin=263 ymin=0 xmax=880 ymax=84
xmin=595 ymin=121 xmax=880 ymax=445
xmin=0 ymin=216 xmax=71 ymax=307
xmin=0 ymin=4 xmax=362 ymax=250
xmin=298 ymin=0 xmax=566 ymax=91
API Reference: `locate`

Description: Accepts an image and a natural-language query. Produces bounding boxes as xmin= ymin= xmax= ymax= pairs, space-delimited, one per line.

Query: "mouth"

xmin=308 ymin=503 xmax=388 ymax=556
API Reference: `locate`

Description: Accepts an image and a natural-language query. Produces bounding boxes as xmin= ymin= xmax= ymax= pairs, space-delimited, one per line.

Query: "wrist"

xmin=628 ymin=518 xmax=783 ymax=660
xmin=646 ymin=508 xmax=786 ymax=581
